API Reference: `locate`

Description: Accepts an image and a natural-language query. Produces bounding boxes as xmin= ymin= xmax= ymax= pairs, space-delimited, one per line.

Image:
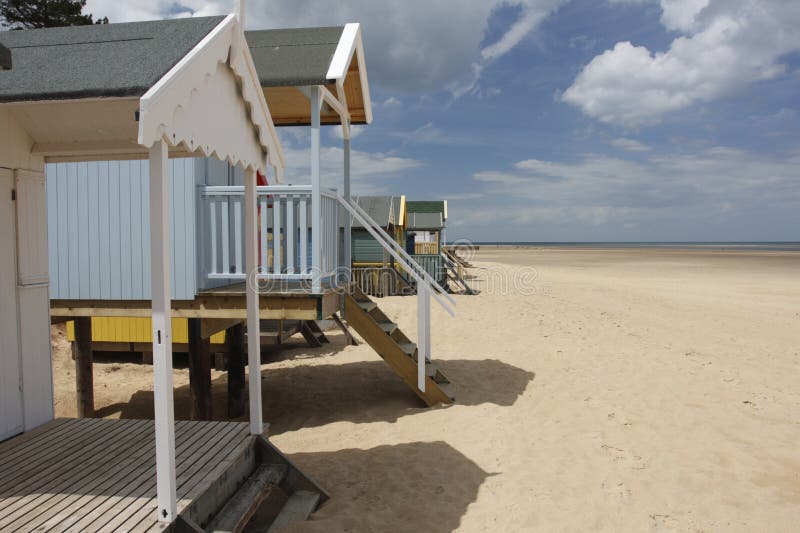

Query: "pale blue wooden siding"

xmin=47 ymin=159 xmax=198 ymax=300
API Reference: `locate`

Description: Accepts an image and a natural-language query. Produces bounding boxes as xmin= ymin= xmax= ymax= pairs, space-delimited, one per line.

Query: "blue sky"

xmin=89 ymin=0 xmax=800 ymax=242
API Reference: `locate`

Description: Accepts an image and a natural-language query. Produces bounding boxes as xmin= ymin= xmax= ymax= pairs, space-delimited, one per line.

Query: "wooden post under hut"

xmin=73 ymin=317 xmax=94 ymax=418
xmin=187 ymin=318 xmax=212 ymax=421
xmin=226 ymin=323 xmax=246 ymax=419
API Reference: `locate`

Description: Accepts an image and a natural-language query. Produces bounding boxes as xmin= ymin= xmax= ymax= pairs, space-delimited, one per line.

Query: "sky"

xmin=85 ymin=0 xmax=800 ymax=242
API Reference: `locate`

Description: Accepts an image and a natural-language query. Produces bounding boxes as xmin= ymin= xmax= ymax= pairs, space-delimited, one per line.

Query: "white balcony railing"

xmin=198 ymin=185 xmax=339 ymax=288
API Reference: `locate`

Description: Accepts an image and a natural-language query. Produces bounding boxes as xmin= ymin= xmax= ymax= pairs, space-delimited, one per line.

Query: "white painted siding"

xmin=47 ymin=159 xmax=198 ymax=300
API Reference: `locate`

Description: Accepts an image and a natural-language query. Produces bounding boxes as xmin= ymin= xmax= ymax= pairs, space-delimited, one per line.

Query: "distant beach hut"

xmin=404 ymin=200 xmax=449 ymax=287
xmin=345 ymin=195 xmax=410 ymax=295
xmin=406 ymin=200 xmax=448 ymax=252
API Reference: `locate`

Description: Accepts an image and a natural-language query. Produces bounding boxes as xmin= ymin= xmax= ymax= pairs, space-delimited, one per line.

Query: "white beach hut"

xmin=0 ymin=6 xmax=333 ymax=530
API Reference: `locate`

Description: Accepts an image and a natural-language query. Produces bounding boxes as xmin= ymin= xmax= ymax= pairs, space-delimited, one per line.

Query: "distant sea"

xmin=473 ymin=242 xmax=800 ymax=252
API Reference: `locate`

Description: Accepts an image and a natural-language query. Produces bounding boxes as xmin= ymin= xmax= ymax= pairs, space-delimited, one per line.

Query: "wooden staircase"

xmin=178 ymin=436 xmax=327 ymax=532
xmin=343 ymin=286 xmax=455 ymax=406
xmin=299 ymin=320 xmax=330 ymax=347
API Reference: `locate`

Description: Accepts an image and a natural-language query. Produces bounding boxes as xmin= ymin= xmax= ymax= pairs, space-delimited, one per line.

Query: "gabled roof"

xmin=246 ymin=24 xmax=372 ymax=126
xmin=0 ymin=17 xmax=224 ymax=103
xmin=342 ymin=195 xmax=403 ymax=228
xmin=408 ymin=212 xmax=444 ymax=230
xmin=407 ymin=200 xmax=448 ymax=222
xmin=246 ymin=27 xmax=343 ymax=87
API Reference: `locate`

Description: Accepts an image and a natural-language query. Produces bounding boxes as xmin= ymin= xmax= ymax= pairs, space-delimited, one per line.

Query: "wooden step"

xmin=426 ymin=362 xmax=451 ymax=383
xmin=398 ymin=342 xmax=416 ymax=357
xmin=206 ymin=463 xmax=287 ymax=533
xmin=434 ymin=381 xmax=455 ymax=401
xmin=379 ymin=322 xmax=397 ymax=335
xmin=268 ymin=491 xmax=321 ymax=532
xmin=358 ymin=301 xmax=377 ymax=313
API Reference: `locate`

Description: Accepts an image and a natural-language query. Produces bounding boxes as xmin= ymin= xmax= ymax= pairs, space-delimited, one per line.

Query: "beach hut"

xmin=0 ymin=6 xmax=350 ymax=529
xmin=404 ymin=200 xmax=448 ymax=286
xmin=2 ymin=11 xmax=461 ymax=527
xmin=406 ymin=200 xmax=448 ymax=252
xmin=345 ymin=195 xmax=410 ymax=295
xmin=21 ymin=6 xmax=453 ymax=455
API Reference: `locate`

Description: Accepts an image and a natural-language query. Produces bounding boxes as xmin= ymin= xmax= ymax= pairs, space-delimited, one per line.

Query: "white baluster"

xmin=233 ymin=198 xmax=242 ymax=274
xmin=260 ymin=197 xmax=268 ymax=273
xmin=209 ymin=199 xmax=217 ymax=275
xmin=272 ymin=193 xmax=281 ymax=274
xmin=299 ymin=196 xmax=308 ymax=274
xmin=286 ymin=194 xmax=295 ymax=274
xmin=221 ymin=200 xmax=229 ymax=275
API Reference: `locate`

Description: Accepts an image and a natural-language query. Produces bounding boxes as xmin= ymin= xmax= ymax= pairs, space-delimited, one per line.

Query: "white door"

xmin=0 ymin=168 xmax=23 ymax=441
xmin=15 ymin=170 xmax=54 ymax=431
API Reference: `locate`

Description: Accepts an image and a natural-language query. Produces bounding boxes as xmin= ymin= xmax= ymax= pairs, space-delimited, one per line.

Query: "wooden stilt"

xmin=187 ymin=318 xmax=212 ymax=421
xmin=226 ymin=323 xmax=246 ymax=419
xmin=73 ymin=317 xmax=94 ymax=418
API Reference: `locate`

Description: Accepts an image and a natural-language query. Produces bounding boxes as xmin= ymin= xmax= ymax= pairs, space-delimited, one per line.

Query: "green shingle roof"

xmin=407 ymin=201 xmax=446 ymax=215
xmin=245 ymin=27 xmax=344 ymax=87
xmin=0 ymin=16 xmax=224 ymax=103
xmin=407 ymin=212 xmax=444 ymax=230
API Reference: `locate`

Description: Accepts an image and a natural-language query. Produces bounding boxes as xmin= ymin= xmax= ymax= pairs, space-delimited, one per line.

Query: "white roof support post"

xmin=149 ymin=138 xmax=177 ymax=523
xmin=343 ymin=121 xmax=352 ymax=288
xmin=310 ymin=86 xmax=322 ymax=293
xmin=417 ymin=283 xmax=431 ymax=391
xmin=244 ymin=165 xmax=264 ymax=435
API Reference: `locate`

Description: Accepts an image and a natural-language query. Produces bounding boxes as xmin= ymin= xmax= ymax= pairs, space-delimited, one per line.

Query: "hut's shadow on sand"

xmin=244 ymin=441 xmax=494 ymax=533
xmin=99 ymin=354 xmax=534 ymax=436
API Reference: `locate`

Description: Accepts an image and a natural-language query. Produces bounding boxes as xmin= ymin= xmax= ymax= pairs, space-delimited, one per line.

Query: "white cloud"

xmin=470 ymin=146 xmax=800 ymax=227
xmin=660 ymin=0 xmax=709 ymax=31
xmin=562 ymin=0 xmax=800 ymax=127
xmin=88 ymin=1 xmax=562 ymax=96
xmin=277 ymin=130 xmax=423 ymax=194
xmin=610 ymin=137 xmax=652 ymax=152
xmin=328 ymin=125 xmax=367 ymax=141
xmin=380 ymin=96 xmax=402 ymax=108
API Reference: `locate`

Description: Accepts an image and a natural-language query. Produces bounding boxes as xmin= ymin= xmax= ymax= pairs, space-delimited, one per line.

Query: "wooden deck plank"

xmin=0 ymin=419 xmax=136 ymax=511
xmin=0 ymin=419 xmax=253 ymax=533
xmin=0 ymin=418 xmax=70 ymax=455
xmin=66 ymin=421 xmax=227 ymax=532
xmin=38 ymin=422 xmax=211 ymax=531
xmin=1 ymin=420 xmax=154 ymax=531
xmin=121 ymin=423 xmax=251 ymax=532
xmin=0 ymin=417 xmax=95 ymax=469
xmin=51 ymin=295 xmax=322 ymax=320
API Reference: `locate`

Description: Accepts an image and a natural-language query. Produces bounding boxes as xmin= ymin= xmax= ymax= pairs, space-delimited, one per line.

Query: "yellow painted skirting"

xmin=67 ymin=317 xmax=226 ymax=345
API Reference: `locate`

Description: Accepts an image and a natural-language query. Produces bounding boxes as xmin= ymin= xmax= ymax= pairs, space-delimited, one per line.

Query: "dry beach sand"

xmin=52 ymin=247 xmax=800 ymax=532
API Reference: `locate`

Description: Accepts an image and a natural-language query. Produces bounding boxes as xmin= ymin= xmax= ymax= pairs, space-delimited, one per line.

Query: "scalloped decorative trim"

xmin=138 ymin=15 xmax=283 ymax=175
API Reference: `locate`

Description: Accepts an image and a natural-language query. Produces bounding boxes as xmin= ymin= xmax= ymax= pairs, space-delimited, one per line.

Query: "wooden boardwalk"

xmin=0 ymin=418 xmax=252 ymax=532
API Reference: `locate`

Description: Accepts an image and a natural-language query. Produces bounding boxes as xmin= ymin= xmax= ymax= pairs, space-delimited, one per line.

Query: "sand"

xmin=51 ymin=247 xmax=800 ymax=532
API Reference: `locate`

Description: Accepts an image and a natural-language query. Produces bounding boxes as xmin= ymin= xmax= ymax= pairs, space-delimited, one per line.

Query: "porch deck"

xmin=0 ymin=418 xmax=253 ymax=532
xmin=50 ymin=282 xmax=341 ymax=322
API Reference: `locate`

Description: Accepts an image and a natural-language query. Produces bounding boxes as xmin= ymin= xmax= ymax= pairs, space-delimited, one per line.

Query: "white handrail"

xmin=201 ymin=185 xmax=312 ymax=196
xmin=348 ymin=198 xmax=457 ymax=307
xmin=337 ymin=194 xmax=455 ymax=318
